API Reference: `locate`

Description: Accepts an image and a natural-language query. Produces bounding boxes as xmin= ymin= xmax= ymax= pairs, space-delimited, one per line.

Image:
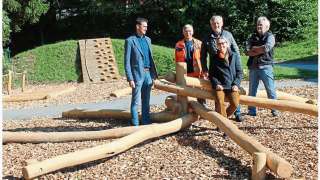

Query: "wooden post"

xmin=189 ymin=100 xmax=293 ymax=178
xmin=22 ymin=114 xmax=197 ymax=179
xmin=7 ymin=70 xmax=13 ymax=95
xmin=22 ymin=71 xmax=26 ymax=92
xmin=252 ymin=152 xmax=267 ymax=180
xmin=154 ymin=80 xmax=318 ymax=117
xmin=176 ymin=62 xmax=188 ymax=115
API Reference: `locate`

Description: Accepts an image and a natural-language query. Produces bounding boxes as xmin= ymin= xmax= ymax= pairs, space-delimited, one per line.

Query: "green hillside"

xmin=11 ymin=34 xmax=317 ymax=84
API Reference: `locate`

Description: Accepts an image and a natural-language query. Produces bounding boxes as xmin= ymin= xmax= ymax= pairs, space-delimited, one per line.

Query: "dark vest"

xmin=247 ymin=32 xmax=274 ymax=68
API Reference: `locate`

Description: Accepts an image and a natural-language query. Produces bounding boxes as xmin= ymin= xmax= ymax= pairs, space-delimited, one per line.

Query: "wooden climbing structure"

xmin=79 ymin=38 xmax=120 ymax=83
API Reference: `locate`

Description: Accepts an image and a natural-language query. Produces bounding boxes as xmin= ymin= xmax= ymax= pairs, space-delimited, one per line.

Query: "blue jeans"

xmin=248 ymin=66 xmax=277 ymax=114
xmin=131 ymin=71 xmax=153 ymax=126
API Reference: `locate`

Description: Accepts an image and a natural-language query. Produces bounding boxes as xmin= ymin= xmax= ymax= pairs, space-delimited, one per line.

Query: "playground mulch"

xmin=2 ymin=86 xmax=317 ymax=179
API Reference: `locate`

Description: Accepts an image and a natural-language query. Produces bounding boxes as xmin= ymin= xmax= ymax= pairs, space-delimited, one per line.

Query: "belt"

xmin=144 ymin=68 xmax=150 ymax=71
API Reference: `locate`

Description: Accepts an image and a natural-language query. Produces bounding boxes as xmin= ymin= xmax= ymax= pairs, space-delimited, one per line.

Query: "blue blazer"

xmin=124 ymin=35 xmax=158 ymax=82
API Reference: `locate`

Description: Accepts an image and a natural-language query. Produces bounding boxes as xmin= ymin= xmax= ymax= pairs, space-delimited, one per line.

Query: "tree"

xmin=3 ymin=0 xmax=50 ymax=46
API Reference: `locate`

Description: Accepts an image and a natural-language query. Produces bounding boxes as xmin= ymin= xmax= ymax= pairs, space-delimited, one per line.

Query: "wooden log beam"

xmin=154 ymin=80 xmax=318 ymax=116
xmin=165 ymin=71 xmax=315 ymax=104
xmin=3 ymin=94 xmax=48 ymax=102
xmin=62 ymin=109 xmax=179 ymax=123
xmin=110 ymin=87 xmax=132 ymax=97
xmin=3 ymin=87 xmax=76 ymax=102
xmin=176 ymin=62 xmax=188 ymax=114
xmin=252 ymin=152 xmax=267 ymax=180
xmin=3 ymin=125 xmax=154 ymax=143
xmin=22 ymin=114 xmax=197 ymax=179
xmin=189 ymin=100 xmax=293 ymax=178
xmin=242 ymin=88 xmax=317 ymax=105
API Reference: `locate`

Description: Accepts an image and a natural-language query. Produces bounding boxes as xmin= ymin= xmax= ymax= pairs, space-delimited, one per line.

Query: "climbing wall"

xmin=79 ymin=38 xmax=120 ymax=83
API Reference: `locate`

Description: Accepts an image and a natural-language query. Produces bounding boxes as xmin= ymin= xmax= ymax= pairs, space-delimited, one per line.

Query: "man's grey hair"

xmin=183 ymin=24 xmax=193 ymax=32
xmin=210 ymin=15 xmax=223 ymax=24
xmin=257 ymin=16 xmax=270 ymax=29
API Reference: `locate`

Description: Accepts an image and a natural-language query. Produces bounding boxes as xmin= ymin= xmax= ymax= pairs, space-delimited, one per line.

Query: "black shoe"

xmin=235 ymin=115 xmax=243 ymax=122
xmin=271 ymin=111 xmax=279 ymax=117
xmin=223 ymin=133 xmax=228 ymax=139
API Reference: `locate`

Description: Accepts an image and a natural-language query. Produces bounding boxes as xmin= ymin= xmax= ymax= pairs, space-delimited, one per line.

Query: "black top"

xmin=209 ymin=49 xmax=243 ymax=90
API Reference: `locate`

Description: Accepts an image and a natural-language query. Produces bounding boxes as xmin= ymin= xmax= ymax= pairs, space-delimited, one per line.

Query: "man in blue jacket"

xmin=124 ymin=18 xmax=158 ymax=126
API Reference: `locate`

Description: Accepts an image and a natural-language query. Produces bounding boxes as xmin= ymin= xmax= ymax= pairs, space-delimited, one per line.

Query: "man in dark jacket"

xmin=201 ymin=15 xmax=243 ymax=121
xmin=209 ymin=37 xmax=243 ymax=118
xmin=124 ymin=17 xmax=158 ymax=126
xmin=245 ymin=16 xmax=278 ymax=117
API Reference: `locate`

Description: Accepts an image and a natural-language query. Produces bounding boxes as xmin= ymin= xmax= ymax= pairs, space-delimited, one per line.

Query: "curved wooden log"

xmin=62 ymin=109 xmax=179 ymax=123
xmin=3 ymin=125 xmax=153 ymax=143
xmin=154 ymin=80 xmax=318 ymax=116
xmin=22 ymin=114 xmax=197 ymax=179
xmin=190 ymin=101 xmax=293 ymax=178
xmin=110 ymin=87 xmax=132 ymax=97
xmin=176 ymin=62 xmax=188 ymax=114
xmin=252 ymin=152 xmax=267 ymax=180
xmin=165 ymin=71 xmax=315 ymax=103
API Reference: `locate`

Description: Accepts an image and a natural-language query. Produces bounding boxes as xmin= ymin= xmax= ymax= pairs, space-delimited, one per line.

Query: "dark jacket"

xmin=124 ymin=35 xmax=158 ymax=82
xmin=201 ymin=30 xmax=240 ymax=72
xmin=209 ymin=49 xmax=243 ymax=90
xmin=246 ymin=31 xmax=275 ymax=68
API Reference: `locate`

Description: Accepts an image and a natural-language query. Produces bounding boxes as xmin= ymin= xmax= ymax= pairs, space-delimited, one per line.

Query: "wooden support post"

xmin=7 ymin=70 xmax=12 ymax=95
xmin=22 ymin=114 xmax=197 ymax=179
xmin=154 ymin=80 xmax=318 ymax=116
xmin=176 ymin=62 xmax=188 ymax=115
xmin=189 ymin=100 xmax=293 ymax=178
xmin=252 ymin=152 xmax=267 ymax=180
xmin=22 ymin=71 xmax=26 ymax=92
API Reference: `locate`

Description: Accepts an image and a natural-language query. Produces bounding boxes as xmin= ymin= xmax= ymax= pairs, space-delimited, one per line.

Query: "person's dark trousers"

xmin=130 ymin=71 xmax=153 ymax=126
xmin=213 ymin=89 xmax=240 ymax=117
